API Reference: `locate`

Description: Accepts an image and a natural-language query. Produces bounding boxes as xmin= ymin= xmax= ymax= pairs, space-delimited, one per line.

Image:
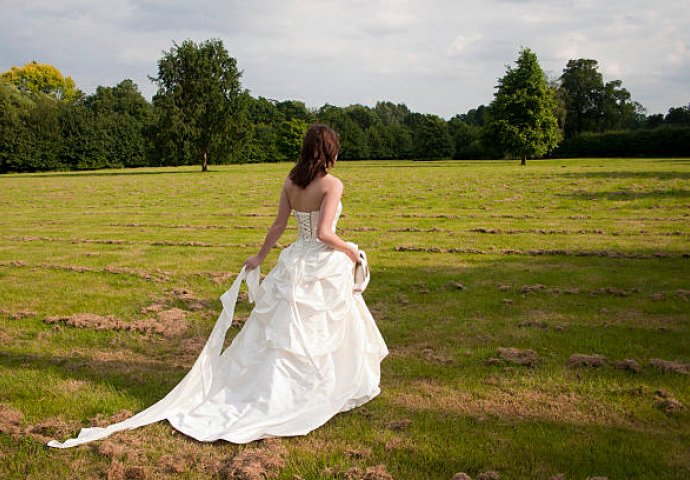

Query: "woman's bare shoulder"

xmin=322 ymin=173 xmax=343 ymax=190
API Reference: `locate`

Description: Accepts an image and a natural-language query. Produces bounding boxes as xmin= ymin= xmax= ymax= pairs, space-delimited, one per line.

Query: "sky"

xmin=1 ymin=0 xmax=689 ymax=118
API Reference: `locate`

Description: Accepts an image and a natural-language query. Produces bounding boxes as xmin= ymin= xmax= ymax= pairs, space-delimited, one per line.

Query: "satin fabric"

xmin=48 ymin=200 xmax=388 ymax=447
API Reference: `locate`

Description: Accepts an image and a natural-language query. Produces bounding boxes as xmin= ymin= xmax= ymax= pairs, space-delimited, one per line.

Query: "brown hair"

xmin=289 ymin=124 xmax=340 ymax=188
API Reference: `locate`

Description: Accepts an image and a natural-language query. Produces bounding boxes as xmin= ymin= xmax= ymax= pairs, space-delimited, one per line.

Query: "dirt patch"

xmin=140 ymin=303 xmax=166 ymax=314
xmin=103 ymin=266 xmax=171 ymax=282
xmin=477 ymin=472 xmax=501 ymax=480
xmin=91 ymin=410 xmax=134 ymax=428
xmin=518 ymin=320 xmax=548 ymax=329
xmin=421 ymin=348 xmax=455 ymax=365
xmin=219 ymin=438 xmax=287 ymax=480
xmin=106 ymin=461 xmax=149 ymax=480
xmin=520 ymin=284 xmax=546 ymax=294
xmin=0 ymin=404 xmax=24 ymax=438
xmin=202 ymin=272 xmax=235 ymax=285
xmin=45 ymin=313 xmax=128 ymax=330
xmin=649 ymin=358 xmax=689 ymax=375
xmin=45 ymin=309 xmax=188 ymax=337
xmin=389 ymin=227 xmax=441 ymax=232
xmin=393 ymin=245 xmax=683 ymax=259
xmin=654 ymin=389 xmax=685 ymax=413
xmin=172 ymin=288 xmax=207 ymax=311
xmin=676 ymin=289 xmax=690 ymax=299
xmin=567 ymin=353 xmax=608 ymax=368
xmin=614 ymin=359 xmax=641 ymax=373
xmin=383 ymin=419 xmax=412 ymax=430
xmin=156 ymin=453 xmax=187 ymax=474
xmin=452 ymin=474 xmax=472 ymax=480
xmin=591 ymin=287 xmax=634 ymax=297
xmin=384 ymin=437 xmax=402 ymax=452
xmin=0 ymin=404 xmax=79 ymax=444
xmin=1 ymin=260 xmax=171 ymax=282
xmin=0 ymin=307 xmax=37 ymax=319
xmin=24 ymin=417 xmax=78 ymax=444
xmin=321 ymin=464 xmax=393 ymax=480
xmin=497 ymin=347 xmax=538 ymax=367
xmin=345 ymin=447 xmax=372 ymax=459
xmin=362 ymin=464 xmax=394 ymax=480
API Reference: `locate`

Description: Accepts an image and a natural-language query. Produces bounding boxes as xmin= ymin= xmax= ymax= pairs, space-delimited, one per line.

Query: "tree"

xmin=373 ymin=101 xmax=410 ymax=126
xmin=665 ymin=104 xmax=690 ymax=125
xmin=558 ymin=59 xmax=603 ymax=137
xmin=559 ymin=58 xmax=640 ymax=136
xmin=84 ymin=80 xmax=154 ymax=167
xmin=318 ymin=104 xmax=369 ymax=159
xmin=406 ymin=113 xmax=453 ymax=160
xmin=482 ymin=48 xmax=561 ymax=165
xmin=0 ymin=61 xmax=81 ymax=102
xmin=448 ymin=116 xmax=481 ymax=159
xmin=151 ymin=39 xmax=248 ymax=171
xmin=277 ymin=118 xmax=309 ymax=160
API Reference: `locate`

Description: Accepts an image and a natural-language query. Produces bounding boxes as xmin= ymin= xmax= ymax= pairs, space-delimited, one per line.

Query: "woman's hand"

xmin=346 ymin=247 xmax=361 ymax=265
xmin=243 ymin=254 xmax=263 ymax=271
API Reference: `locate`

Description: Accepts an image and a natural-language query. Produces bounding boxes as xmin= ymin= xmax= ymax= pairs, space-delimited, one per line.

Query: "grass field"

xmin=0 ymin=158 xmax=689 ymax=479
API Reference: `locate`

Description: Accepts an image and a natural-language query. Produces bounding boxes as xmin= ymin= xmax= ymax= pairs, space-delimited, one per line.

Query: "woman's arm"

xmin=243 ymin=178 xmax=292 ymax=270
xmin=317 ymin=179 xmax=360 ymax=264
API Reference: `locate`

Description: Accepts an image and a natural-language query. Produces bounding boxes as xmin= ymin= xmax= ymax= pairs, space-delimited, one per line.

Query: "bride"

xmin=47 ymin=123 xmax=389 ymax=448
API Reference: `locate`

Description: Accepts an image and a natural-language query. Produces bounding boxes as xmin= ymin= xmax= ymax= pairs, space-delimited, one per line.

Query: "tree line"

xmin=1 ymin=39 xmax=688 ymax=173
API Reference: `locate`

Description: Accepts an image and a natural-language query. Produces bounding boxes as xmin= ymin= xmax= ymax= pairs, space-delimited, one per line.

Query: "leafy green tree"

xmin=373 ymin=101 xmax=410 ymax=126
xmin=318 ymin=104 xmax=369 ymax=159
xmin=559 ymin=58 xmax=640 ymax=136
xmin=277 ymin=118 xmax=309 ymax=160
xmin=387 ymin=123 xmax=413 ymax=159
xmin=483 ymin=47 xmax=561 ymax=165
xmin=665 ymin=104 xmax=690 ymax=125
xmin=84 ymin=80 xmax=154 ymax=167
xmin=406 ymin=113 xmax=453 ymax=160
xmin=0 ymin=83 xmax=64 ymax=172
xmin=246 ymin=123 xmax=281 ymax=162
xmin=0 ymin=61 xmax=81 ymax=102
xmin=275 ymin=100 xmax=314 ymax=124
xmin=345 ymin=105 xmax=378 ymax=131
xmin=151 ymin=38 xmax=249 ymax=170
xmin=559 ymin=59 xmax=603 ymax=137
xmin=448 ymin=116 xmax=482 ymax=159
xmin=366 ymin=123 xmax=396 ymax=159
xmin=457 ymin=105 xmax=488 ymax=127
xmin=645 ymin=113 xmax=665 ymax=128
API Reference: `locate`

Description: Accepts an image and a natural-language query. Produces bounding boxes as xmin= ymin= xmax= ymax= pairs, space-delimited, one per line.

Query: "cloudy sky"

xmin=2 ymin=0 xmax=688 ymax=118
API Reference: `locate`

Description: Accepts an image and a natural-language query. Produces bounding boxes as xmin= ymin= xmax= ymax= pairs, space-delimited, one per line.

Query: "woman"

xmin=48 ymin=124 xmax=388 ymax=448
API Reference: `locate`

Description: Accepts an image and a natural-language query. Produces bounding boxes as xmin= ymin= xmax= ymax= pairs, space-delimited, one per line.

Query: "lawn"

xmin=1 ymin=158 xmax=688 ymax=479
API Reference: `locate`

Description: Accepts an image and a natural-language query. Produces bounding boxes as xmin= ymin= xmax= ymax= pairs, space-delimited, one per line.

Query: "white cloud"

xmin=447 ymin=34 xmax=482 ymax=57
xmin=1 ymin=0 xmax=688 ymax=117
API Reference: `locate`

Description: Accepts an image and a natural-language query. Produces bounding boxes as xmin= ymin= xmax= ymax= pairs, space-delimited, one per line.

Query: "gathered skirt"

xmin=47 ymin=239 xmax=389 ymax=448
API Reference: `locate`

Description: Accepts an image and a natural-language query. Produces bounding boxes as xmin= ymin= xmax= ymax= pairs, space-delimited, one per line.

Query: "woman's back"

xmin=285 ymin=173 xmax=339 ymax=212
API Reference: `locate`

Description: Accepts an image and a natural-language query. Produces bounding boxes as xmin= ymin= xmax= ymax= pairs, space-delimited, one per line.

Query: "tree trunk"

xmin=202 ymin=150 xmax=208 ymax=172
xmin=520 ymin=154 xmax=526 ymax=166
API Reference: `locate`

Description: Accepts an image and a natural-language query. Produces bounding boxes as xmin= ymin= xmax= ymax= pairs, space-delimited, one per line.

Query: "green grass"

xmin=1 ymin=158 xmax=689 ymax=479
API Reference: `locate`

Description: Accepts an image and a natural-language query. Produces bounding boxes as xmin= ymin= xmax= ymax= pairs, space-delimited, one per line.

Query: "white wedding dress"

xmin=48 ymin=200 xmax=389 ymax=448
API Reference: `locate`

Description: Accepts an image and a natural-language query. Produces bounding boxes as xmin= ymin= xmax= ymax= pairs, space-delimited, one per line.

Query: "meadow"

xmin=0 ymin=158 xmax=688 ymax=480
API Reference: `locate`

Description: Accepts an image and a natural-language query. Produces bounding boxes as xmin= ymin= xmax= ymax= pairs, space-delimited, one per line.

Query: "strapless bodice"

xmin=293 ymin=201 xmax=342 ymax=241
